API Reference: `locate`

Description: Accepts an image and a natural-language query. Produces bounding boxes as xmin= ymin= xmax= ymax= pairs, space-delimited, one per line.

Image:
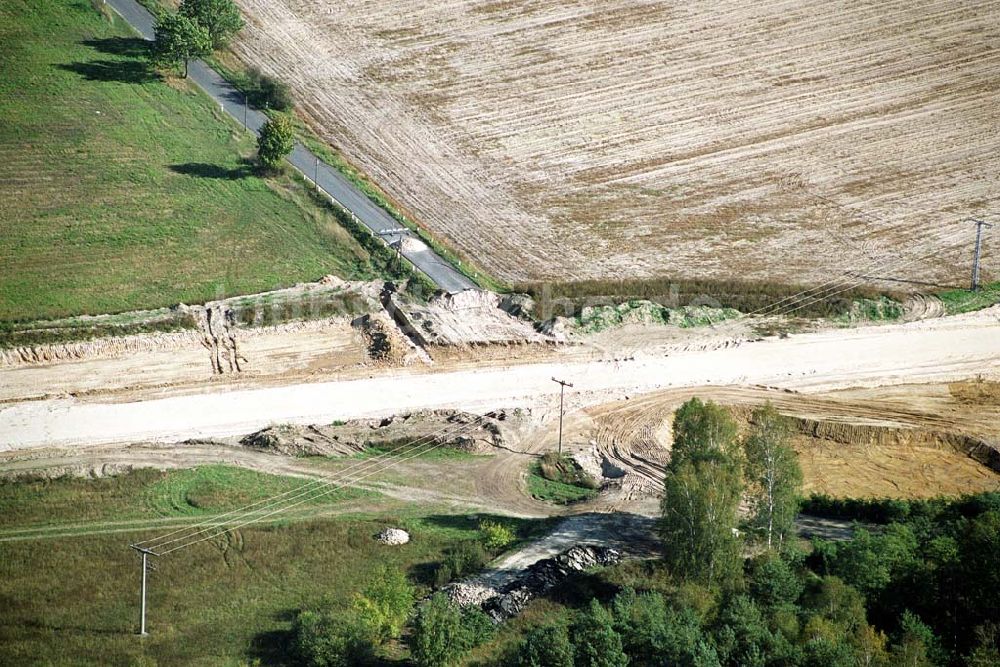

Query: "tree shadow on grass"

xmin=170 ymin=162 xmax=255 ymax=180
xmin=81 ymin=36 xmax=150 ymax=58
xmin=56 ymin=59 xmax=158 ymax=84
xmin=246 ymin=608 xmax=298 ymax=666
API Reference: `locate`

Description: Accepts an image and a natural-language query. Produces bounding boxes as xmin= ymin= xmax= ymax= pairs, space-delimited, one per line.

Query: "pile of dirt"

xmin=353 ymin=313 xmax=415 ymax=365
xmin=949 ymin=379 xmax=1000 ymax=406
xmin=239 ymin=411 xmax=510 ymax=458
xmin=239 ymin=424 xmax=364 ymax=457
xmin=387 ymin=290 xmax=553 ymax=347
xmin=481 ymin=545 xmax=621 ymax=622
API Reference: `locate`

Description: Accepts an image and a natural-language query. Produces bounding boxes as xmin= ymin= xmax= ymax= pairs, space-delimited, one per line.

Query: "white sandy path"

xmin=2 ymin=309 xmax=998 ymax=450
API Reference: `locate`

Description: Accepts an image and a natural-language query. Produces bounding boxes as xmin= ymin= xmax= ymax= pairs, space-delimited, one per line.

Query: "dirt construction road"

xmin=2 ymin=307 xmax=997 ymax=450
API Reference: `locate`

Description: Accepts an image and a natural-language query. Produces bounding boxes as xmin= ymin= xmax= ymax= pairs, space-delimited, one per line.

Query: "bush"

xmin=291 ymin=610 xmax=371 ymax=667
xmin=409 ymin=593 xmax=493 ymax=667
xmin=245 ymin=67 xmax=294 ymax=111
xmin=435 ymin=540 xmax=488 ymax=586
xmin=515 ymin=623 xmax=575 ymax=667
xmin=352 ymin=565 xmax=415 ymax=644
xmin=479 ymin=519 xmax=516 ymax=551
xmin=257 ymin=114 xmax=295 ymax=171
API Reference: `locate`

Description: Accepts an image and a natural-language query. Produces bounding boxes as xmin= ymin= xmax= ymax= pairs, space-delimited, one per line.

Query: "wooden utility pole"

xmin=970 ymin=219 xmax=994 ymax=291
xmin=551 ymin=377 xmax=573 ymax=456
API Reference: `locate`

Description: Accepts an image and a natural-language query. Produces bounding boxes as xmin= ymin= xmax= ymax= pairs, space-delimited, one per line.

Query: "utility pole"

xmin=970 ymin=219 xmax=994 ymax=291
xmin=130 ymin=545 xmax=157 ymax=636
xmin=551 ymin=377 xmax=573 ymax=456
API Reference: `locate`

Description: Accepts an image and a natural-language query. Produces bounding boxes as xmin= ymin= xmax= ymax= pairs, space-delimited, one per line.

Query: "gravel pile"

xmin=375 ymin=528 xmax=410 ymax=545
xmin=481 ymin=545 xmax=621 ymax=622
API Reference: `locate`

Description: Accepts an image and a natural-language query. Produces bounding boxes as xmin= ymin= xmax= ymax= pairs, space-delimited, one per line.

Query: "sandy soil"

xmin=1 ymin=306 xmax=997 ymax=449
xmin=231 ymin=0 xmax=998 ymax=286
xmin=566 ymin=381 xmax=1000 ymax=500
xmin=0 ymin=317 xmax=371 ymax=403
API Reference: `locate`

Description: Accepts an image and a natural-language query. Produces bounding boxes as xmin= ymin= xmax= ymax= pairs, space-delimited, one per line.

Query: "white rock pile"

xmin=375 ymin=528 xmax=410 ymax=545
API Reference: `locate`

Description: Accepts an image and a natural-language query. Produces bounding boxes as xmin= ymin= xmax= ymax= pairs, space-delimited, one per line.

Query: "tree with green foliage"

xmin=612 ymin=587 xmax=719 ymax=667
xmin=179 ymin=0 xmax=244 ymax=49
xmin=670 ymin=398 xmax=739 ymax=466
xmin=352 ymin=565 xmax=415 ymax=645
xmin=152 ymin=13 xmax=211 ymax=78
xmin=410 ymin=593 xmax=465 ymax=667
xmin=480 ymin=519 xmax=516 ymax=550
xmin=291 ymin=610 xmax=371 ymax=667
xmin=661 ymin=450 xmax=743 ymax=586
xmin=747 ymin=554 xmax=803 ymax=612
xmin=742 ymin=404 xmax=802 ymax=550
xmin=515 ymin=623 xmax=575 ymax=667
xmin=571 ymin=599 xmax=629 ymax=667
xmin=257 ymin=115 xmax=295 ymax=171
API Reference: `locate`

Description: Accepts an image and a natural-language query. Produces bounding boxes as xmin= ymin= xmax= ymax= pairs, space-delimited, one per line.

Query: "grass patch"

xmin=519 ymin=277 xmax=903 ymax=321
xmin=0 ymin=0 xmax=386 ymax=323
xmin=527 ymin=454 xmax=599 ymax=505
xmin=574 ymin=300 xmax=742 ymax=333
xmin=0 ymin=466 xmax=372 ymax=529
xmin=936 ymin=281 xmax=1000 ymax=315
xmin=0 ymin=470 xmax=551 ymax=664
xmin=357 ymin=443 xmax=489 ymax=461
xmin=832 ymin=295 xmax=904 ymax=325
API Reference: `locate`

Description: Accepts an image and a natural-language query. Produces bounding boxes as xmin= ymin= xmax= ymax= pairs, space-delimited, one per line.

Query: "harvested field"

xmin=233 ymin=0 xmax=998 ymax=287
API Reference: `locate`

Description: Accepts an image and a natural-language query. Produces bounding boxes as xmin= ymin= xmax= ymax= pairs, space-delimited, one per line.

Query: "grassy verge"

xmin=936 ymin=281 xmax=1000 ymax=315
xmin=0 ymin=466 xmax=374 ymax=529
xmin=357 ymin=444 xmax=490 ymax=462
xmin=526 ymin=454 xmax=600 ymax=505
xmin=0 ymin=467 xmax=550 ymax=664
xmin=0 ymin=0 xmax=389 ymax=323
xmin=519 ymin=277 xmax=904 ymax=321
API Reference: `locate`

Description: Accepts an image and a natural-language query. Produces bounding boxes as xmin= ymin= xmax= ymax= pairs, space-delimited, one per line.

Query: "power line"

xmin=138 ymin=415 xmax=487 ymax=552
xmin=158 ymin=415 xmax=489 ymax=554
xmin=742 ymin=223 xmax=972 ymax=320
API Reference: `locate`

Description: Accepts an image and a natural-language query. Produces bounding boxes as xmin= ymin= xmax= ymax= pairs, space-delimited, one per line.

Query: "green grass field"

xmin=0 ymin=0 xmax=381 ymax=322
xmin=937 ymin=281 xmax=1000 ymax=315
xmin=526 ymin=461 xmax=599 ymax=505
xmin=0 ymin=467 xmax=532 ymax=665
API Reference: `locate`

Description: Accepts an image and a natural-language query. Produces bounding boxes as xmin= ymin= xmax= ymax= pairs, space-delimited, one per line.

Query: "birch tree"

xmin=743 ymin=404 xmax=802 ymax=550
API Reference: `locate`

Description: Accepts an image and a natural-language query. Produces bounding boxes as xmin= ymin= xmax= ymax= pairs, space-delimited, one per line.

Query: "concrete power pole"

xmin=130 ymin=545 xmax=157 ymax=635
xmin=970 ymin=219 xmax=994 ymax=291
xmin=551 ymin=377 xmax=574 ymax=456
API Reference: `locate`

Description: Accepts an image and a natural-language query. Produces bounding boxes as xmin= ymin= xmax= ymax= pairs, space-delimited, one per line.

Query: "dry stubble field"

xmin=232 ymin=0 xmax=998 ymax=287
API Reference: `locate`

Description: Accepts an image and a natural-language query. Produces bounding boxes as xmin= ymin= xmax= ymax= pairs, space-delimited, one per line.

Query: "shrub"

xmin=291 ymin=610 xmax=371 ymax=667
xmin=410 ymin=593 xmax=491 ymax=667
xmin=434 ymin=540 xmax=488 ymax=586
xmin=479 ymin=519 xmax=516 ymax=551
xmin=244 ymin=67 xmax=294 ymax=110
xmin=257 ymin=114 xmax=295 ymax=171
xmin=351 ymin=565 xmax=415 ymax=644
xmin=515 ymin=623 xmax=575 ymax=667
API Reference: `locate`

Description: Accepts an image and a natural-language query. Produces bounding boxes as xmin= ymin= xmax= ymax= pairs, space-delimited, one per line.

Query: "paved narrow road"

xmin=104 ymin=0 xmax=476 ymax=294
